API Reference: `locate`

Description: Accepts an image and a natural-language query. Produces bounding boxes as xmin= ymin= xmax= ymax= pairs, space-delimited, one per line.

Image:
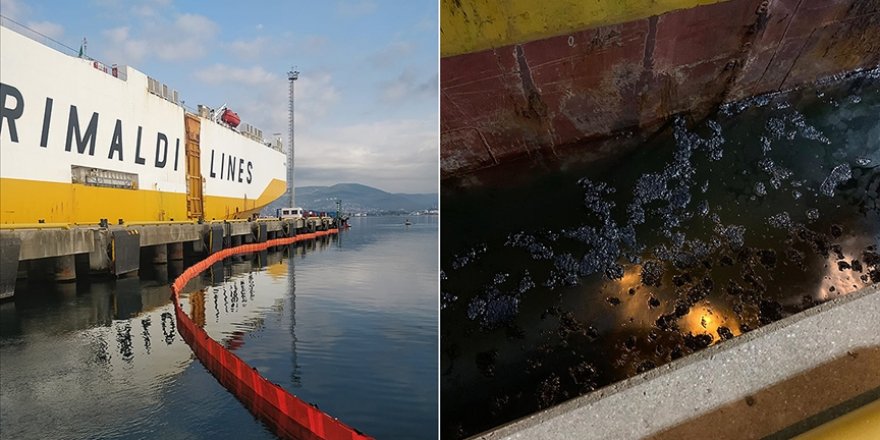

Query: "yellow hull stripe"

xmin=0 ymin=178 xmax=287 ymax=224
xmin=441 ymin=0 xmax=729 ymax=57
xmin=795 ymin=399 xmax=880 ymax=440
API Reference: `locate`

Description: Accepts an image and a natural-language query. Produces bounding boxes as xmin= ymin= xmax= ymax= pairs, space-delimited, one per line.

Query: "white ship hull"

xmin=0 ymin=24 xmax=287 ymax=224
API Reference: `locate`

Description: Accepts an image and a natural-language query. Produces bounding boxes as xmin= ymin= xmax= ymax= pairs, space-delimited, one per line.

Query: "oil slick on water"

xmin=440 ymin=68 xmax=880 ymax=439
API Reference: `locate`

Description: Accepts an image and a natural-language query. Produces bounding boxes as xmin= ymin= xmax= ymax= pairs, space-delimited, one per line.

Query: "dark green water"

xmin=1 ymin=216 xmax=438 ymax=439
xmin=440 ymin=70 xmax=880 ymax=439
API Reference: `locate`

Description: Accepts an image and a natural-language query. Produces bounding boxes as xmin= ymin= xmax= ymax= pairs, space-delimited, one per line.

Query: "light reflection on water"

xmin=1 ymin=215 xmax=437 ymax=439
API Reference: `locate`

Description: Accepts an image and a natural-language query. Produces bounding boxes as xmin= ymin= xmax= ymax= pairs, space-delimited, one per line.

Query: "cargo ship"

xmin=0 ymin=21 xmax=288 ymax=224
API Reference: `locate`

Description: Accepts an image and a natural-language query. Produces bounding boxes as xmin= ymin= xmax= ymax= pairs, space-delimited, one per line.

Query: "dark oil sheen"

xmin=440 ymin=70 xmax=880 ymax=439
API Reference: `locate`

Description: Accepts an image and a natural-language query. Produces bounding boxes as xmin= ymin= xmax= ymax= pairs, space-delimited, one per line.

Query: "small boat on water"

xmin=404 ymin=219 xmax=412 ymax=226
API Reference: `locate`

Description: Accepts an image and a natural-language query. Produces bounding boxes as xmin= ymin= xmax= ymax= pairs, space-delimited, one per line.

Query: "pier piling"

xmin=0 ymin=235 xmax=20 ymax=299
xmin=168 ymin=243 xmax=184 ymax=261
xmin=148 ymin=245 xmax=168 ymax=265
xmin=0 ymin=218 xmax=337 ymax=299
xmin=53 ymin=255 xmax=76 ymax=282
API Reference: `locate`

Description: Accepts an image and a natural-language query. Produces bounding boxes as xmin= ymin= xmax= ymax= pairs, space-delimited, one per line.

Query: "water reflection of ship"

xmin=178 ymin=234 xmax=337 ymax=387
xmin=102 ymin=258 xmax=277 ymax=370
xmin=182 ymin=260 xmax=274 ymax=351
xmin=0 ymin=236 xmax=339 ymax=438
xmin=1 ymin=272 xmax=197 ymax=408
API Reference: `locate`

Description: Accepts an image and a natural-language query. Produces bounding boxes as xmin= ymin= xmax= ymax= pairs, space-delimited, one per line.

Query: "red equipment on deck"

xmin=221 ymin=108 xmax=241 ymax=127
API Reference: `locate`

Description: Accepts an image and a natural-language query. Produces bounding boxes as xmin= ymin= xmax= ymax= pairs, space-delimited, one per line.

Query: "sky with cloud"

xmin=0 ymin=0 xmax=438 ymax=194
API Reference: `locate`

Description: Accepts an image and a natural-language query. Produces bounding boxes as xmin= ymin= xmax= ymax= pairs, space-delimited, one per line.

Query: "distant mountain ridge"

xmin=263 ymin=183 xmax=438 ymax=214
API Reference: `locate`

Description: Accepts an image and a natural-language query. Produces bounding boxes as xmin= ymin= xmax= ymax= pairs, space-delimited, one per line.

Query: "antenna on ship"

xmin=287 ymin=68 xmax=299 ymax=209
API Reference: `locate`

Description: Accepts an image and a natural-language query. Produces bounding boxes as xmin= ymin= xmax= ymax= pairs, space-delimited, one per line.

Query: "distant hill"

xmin=262 ymin=183 xmax=438 ymax=215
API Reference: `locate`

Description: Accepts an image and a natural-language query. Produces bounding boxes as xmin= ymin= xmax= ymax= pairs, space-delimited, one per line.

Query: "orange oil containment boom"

xmin=169 ymin=229 xmax=374 ymax=440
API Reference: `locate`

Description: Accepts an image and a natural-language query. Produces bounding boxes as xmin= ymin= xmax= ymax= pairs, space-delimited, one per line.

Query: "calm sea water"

xmin=441 ymin=70 xmax=880 ymax=438
xmin=0 ymin=215 xmax=438 ymax=439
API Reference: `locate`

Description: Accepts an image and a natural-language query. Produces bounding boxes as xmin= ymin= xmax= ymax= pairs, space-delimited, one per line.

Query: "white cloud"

xmin=25 ymin=20 xmax=64 ymax=39
xmin=89 ymin=0 xmax=172 ymax=18
xmin=381 ymin=69 xmax=437 ymax=102
xmin=296 ymin=119 xmax=438 ymax=193
xmin=226 ymin=34 xmax=328 ymax=62
xmin=100 ymin=13 xmax=218 ymax=64
xmin=102 ymin=27 xmax=149 ymax=62
xmin=90 ymin=0 xmax=122 ymax=7
xmin=370 ymin=41 xmax=415 ymax=67
xmin=189 ymin=64 xmax=435 ymax=193
xmin=227 ymin=37 xmax=270 ymax=60
xmin=415 ymin=16 xmax=435 ymax=32
xmin=295 ymin=74 xmax=341 ymax=118
xmin=131 ymin=4 xmax=156 ymax=17
xmin=195 ymin=64 xmax=278 ymax=86
xmin=175 ymin=13 xmax=214 ymax=34
xmin=131 ymin=0 xmax=172 ymax=17
xmin=0 ymin=0 xmax=28 ymax=20
xmin=336 ymin=0 xmax=377 ymax=17
xmin=193 ymin=65 xmax=340 ymax=129
xmin=301 ymin=36 xmax=328 ymax=52
xmin=245 ymin=72 xmax=340 ymax=130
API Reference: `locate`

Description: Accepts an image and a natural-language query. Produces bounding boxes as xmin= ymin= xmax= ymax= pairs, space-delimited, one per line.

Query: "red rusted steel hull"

xmin=440 ymin=0 xmax=880 ymax=177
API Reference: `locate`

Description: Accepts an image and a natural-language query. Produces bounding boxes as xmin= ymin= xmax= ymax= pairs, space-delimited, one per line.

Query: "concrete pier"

xmin=168 ymin=242 xmax=184 ymax=261
xmin=0 ymin=216 xmax=337 ymax=299
xmin=53 ymin=255 xmax=76 ymax=282
xmin=148 ymin=245 xmax=168 ymax=265
xmin=0 ymin=235 xmax=20 ymax=299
